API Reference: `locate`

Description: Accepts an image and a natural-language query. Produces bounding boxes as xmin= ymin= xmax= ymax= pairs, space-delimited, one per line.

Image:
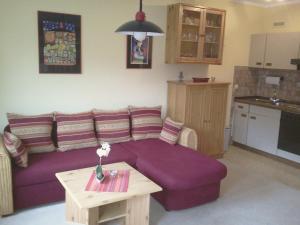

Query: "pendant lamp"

xmin=115 ymin=0 xmax=164 ymax=41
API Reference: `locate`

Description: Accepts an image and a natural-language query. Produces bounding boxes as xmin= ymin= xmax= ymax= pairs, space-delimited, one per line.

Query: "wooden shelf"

xmin=98 ymin=201 xmax=127 ymax=224
xmin=205 ymin=55 xmax=218 ymax=59
xmin=181 ymin=40 xmax=199 ymax=43
xmin=182 ymin=23 xmax=199 ymax=27
xmin=181 ymin=55 xmax=197 ymax=58
xmin=205 ymin=42 xmax=219 ymax=44
xmin=206 ymin=26 xmax=221 ymax=29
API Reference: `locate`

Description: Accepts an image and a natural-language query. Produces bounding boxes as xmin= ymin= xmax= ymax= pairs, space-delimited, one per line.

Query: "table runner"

xmin=85 ymin=170 xmax=130 ymax=192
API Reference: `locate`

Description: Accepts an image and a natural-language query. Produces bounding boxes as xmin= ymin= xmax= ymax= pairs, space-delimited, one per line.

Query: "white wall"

xmin=263 ymin=3 xmax=300 ymax=32
xmin=0 ymin=0 xmax=207 ymax=130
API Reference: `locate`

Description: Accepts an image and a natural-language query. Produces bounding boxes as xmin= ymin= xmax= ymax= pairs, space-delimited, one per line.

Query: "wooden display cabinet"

xmin=165 ymin=4 xmax=226 ymax=65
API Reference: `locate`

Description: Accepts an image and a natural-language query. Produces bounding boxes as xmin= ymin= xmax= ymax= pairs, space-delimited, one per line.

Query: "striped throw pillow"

xmin=3 ymin=132 xmax=28 ymax=167
xmin=129 ymin=106 xmax=163 ymax=140
xmin=159 ymin=117 xmax=184 ymax=145
xmin=93 ymin=109 xmax=131 ymax=144
xmin=55 ymin=112 xmax=98 ymax=151
xmin=7 ymin=113 xmax=55 ymax=154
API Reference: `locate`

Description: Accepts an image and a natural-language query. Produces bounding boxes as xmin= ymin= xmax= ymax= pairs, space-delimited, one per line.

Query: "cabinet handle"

xmin=241 ymin=114 xmax=247 ymax=118
xmin=238 ymin=105 xmax=244 ymax=109
xmin=265 ymin=62 xmax=272 ymax=66
xmin=250 ymin=116 xmax=256 ymax=120
xmin=256 ymin=62 xmax=262 ymax=66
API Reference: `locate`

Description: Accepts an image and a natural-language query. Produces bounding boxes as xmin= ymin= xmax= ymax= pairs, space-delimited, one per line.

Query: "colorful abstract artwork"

xmin=38 ymin=11 xmax=81 ymax=74
xmin=126 ymin=35 xmax=152 ymax=69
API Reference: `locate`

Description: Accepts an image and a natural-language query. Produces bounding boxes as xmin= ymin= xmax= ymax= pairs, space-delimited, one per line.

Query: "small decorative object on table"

xmin=96 ymin=142 xmax=111 ymax=182
xmin=192 ymin=77 xmax=210 ymax=83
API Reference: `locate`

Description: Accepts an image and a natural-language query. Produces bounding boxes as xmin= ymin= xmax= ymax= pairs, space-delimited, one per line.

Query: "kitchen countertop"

xmin=235 ymin=96 xmax=300 ymax=114
xmin=167 ymin=80 xmax=230 ymax=86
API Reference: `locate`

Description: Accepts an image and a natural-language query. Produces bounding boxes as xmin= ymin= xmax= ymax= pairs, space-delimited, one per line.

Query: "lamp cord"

xmin=140 ymin=0 xmax=143 ymax=12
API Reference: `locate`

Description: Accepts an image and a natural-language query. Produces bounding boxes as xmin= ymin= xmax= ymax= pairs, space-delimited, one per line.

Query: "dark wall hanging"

xmin=126 ymin=35 xmax=152 ymax=69
xmin=38 ymin=11 xmax=81 ymax=74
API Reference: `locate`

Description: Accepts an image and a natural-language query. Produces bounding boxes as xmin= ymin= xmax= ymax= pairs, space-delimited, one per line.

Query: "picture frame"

xmin=38 ymin=11 xmax=81 ymax=74
xmin=126 ymin=35 xmax=152 ymax=69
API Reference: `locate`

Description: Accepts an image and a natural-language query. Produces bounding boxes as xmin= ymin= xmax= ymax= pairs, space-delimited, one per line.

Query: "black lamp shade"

xmin=115 ymin=20 xmax=164 ymax=36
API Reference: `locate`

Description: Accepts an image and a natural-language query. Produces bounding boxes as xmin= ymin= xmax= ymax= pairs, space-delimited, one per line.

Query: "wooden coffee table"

xmin=56 ymin=162 xmax=162 ymax=225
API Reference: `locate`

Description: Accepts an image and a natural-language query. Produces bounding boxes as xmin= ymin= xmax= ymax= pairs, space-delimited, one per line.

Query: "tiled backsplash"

xmin=233 ymin=66 xmax=300 ymax=102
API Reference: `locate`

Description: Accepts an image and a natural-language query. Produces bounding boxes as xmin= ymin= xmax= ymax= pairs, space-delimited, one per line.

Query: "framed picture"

xmin=38 ymin=11 xmax=81 ymax=74
xmin=126 ymin=35 xmax=152 ymax=69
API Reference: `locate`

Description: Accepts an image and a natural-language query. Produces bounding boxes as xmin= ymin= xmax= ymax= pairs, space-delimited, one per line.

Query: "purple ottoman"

xmin=120 ymin=139 xmax=227 ymax=210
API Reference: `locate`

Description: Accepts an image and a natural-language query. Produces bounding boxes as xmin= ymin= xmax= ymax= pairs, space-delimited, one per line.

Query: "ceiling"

xmin=233 ymin=0 xmax=300 ymax=7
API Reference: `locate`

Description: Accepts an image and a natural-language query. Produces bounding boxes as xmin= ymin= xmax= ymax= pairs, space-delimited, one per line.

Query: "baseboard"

xmin=232 ymin=142 xmax=300 ymax=169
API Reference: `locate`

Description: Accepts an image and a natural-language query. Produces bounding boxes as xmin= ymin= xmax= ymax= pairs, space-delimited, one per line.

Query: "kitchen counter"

xmin=235 ymin=96 xmax=300 ymax=114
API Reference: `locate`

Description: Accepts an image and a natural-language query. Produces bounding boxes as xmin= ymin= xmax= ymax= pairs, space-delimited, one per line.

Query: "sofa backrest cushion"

xmin=5 ymin=121 xmax=58 ymax=148
xmin=7 ymin=113 xmax=56 ymax=154
xmin=55 ymin=111 xmax=98 ymax=151
xmin=159 ymin=117 xmax=184 ymax=145
xmin=3 ymin=131 xmax=28 ymax=167
xmin=129 ymin=106 xmax=163 ymax=141
xmin=93 ymin=109 xmax=131 ymax=144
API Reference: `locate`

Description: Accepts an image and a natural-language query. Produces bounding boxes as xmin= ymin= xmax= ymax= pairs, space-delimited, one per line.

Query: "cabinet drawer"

xmin=234 ymin=102 xmax=249 ymax=113
xmin=249 ymin=105 xmax=281 ymax=119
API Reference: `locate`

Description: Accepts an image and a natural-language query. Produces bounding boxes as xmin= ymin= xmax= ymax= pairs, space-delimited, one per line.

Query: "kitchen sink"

xmin=236 ymin=96 xmax=300 ymax=113
xmin=255 ymin=98 xmax=275 ymax=104
xmin=255 ymin=98 xmax=300 ymax=110
xmin=254 ymin=99 xmax=300 ymax=111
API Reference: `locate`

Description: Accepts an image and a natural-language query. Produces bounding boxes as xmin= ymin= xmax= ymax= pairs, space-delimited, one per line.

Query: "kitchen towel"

xmin=265 ymin=76 xmax=281 ymax=86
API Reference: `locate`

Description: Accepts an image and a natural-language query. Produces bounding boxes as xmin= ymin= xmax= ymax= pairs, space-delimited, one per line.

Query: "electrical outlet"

xmin=273 ymin=21 xmax=285 ymax=27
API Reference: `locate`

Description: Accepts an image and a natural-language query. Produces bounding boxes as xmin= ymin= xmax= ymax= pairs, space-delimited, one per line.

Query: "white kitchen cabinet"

xmin=264 ymin=32 xmax=300 ymax=70
xmin=232 ymin=103 xmax=249 ymax=145
xmin=233 ymin=111 xmax=248 ymax=145
xmin=246 ymin=106 xmax=281 ymax=155
xmin=249 ymin=32 xmax=300 ymax=70
xmin=249 ymin=34 xmax=267 ymax=68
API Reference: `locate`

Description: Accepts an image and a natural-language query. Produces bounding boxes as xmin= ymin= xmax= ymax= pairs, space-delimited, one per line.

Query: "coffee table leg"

xmin=86 ymin=207 xmax=98 ymax=225
xmin=66 ymin=192 xmax=93 ymax=225
xmin=126 ymin=194 xmax=150 ymax=225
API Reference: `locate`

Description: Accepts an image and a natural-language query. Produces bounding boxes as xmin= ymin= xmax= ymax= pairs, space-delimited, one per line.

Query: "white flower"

xmin=101 ymin=142 xmax=110 ymax=151
xmin=96 ymin=142 xmax=111 ymax=158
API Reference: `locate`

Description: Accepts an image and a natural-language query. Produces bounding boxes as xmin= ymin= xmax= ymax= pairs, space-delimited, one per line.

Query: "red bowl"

xmin=192 ymin=77 xmax=210 ymax=83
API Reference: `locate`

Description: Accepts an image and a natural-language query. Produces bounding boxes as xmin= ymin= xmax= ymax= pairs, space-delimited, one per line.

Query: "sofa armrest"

xmin=0 ymin=134 xmax=14 ymax=216
xmin=178 ymin=127 xmax=198 ymax=150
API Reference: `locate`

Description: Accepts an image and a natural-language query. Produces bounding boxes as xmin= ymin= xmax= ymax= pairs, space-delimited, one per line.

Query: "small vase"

xmin=96 ymin=164 xmax=105 ymax=182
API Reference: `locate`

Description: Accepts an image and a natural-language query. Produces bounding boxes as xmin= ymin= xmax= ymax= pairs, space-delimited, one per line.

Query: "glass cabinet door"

xmin=203 ymin=10 xmax=225 ymax=63
xmin=178 ymin=6 xmax=202 ymax=61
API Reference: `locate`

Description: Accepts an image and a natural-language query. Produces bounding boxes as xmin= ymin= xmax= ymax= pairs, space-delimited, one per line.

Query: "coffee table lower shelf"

xmin=66 ymin=192 xmax=151 ymax=225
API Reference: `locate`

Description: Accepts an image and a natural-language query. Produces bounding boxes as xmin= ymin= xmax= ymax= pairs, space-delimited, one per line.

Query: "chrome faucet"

xmin=270 ymin=88 xmax=280 ymax=105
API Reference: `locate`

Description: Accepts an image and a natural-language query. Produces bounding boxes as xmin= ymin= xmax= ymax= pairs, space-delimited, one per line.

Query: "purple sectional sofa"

xmin=2 ymin=123 xmax=227 ymax=213
xmin=120 ymin=139 xmax=227 ymax=210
